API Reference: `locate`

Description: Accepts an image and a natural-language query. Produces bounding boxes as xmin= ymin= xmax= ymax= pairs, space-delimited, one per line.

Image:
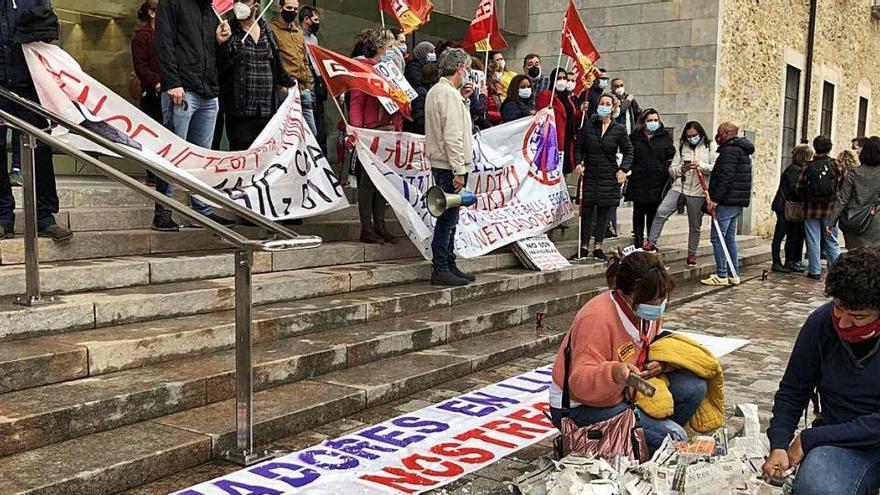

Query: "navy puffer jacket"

xmin=709 ymin=137 xmax=754 ymax=207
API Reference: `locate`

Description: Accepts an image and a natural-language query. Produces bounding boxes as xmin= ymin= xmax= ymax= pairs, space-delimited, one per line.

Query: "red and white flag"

xmin=461 ymin=0 xmax=507 ymax=52
xmin=561 ymin=0 xmax=601 ymax=94
xmin=212 ymin=0 xmax=234 ymax=16
xmin=379 ymin=0 xmax=434 ymax=35
xmin=307 ymin=44 xmax=412 ymax=119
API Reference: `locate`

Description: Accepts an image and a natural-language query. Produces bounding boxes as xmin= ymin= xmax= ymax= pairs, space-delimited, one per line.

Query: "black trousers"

xmin=771 ymin=211 xmax=806 ymax=264
xmin=225 ymin=115 xmax=272 ymax=152
xmin=632 ymin=201 xmax=660 ymax=246
xmin=580 ymin=204 xmax=612 ymax=246
xmin=314 ymin=96 xmax=327 ymax=155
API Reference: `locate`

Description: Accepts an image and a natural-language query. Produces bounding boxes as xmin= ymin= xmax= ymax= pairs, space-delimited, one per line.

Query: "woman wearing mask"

xmin=349 ymin=28 xmax=403 ymax=244
xmin=500 ymin=75 xmax=536 ymax=123
xmin=405 ymin=41 xmax=435 ymax=89
xmin=770 ymin=144 xmax=812 ymax=273
xmin=403 ymin=62 xmax=438 ymax=135
xmin=574 ymin=94 xmax=634 ymax=260
xmin=132 ymin=0 xmax=161 ymax=185
xmin=485 ymin=59 xmax=504 ymax=126
xmin=625 ymin=109 xmax=676 ymax=249
xmin=829 ymin=137 xmax=880 ymax=249
xmin=536 ymin=68 xmax=582 ymax=175
xmin=645 ymin=122 xmax=715 ymax=266
xmin=468 ymin=57 xmax=491 ymax=130
xmin=385 ymin=28 xmax=406 ymax=72
xmin=549 ymin=251 xmax=708 ymax=454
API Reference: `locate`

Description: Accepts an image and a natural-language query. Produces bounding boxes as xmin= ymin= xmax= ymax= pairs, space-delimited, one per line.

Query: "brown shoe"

xmin=376 ymin=225 xmax=399 ymax=244
xmin=38 ymin=223 xmax=73 ymax=242
xmin=360 ymin=227 xmax=385 ymax=244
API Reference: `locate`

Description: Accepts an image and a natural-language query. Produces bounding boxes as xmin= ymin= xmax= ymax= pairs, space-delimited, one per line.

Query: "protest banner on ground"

xmin=352 ymin=109 xmax=574 ymax=260
xmin=514 ymin=235 xmax=571 ymax=271
xmin=23 ymin=42 xmax=348 ymax=220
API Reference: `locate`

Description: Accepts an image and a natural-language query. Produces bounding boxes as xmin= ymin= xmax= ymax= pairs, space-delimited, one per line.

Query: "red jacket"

xmin=487 ymin=84 xmax=503 ymax=125
xmin=536 ymin=89 xmax=582 ymax=166
xmin=349 ymin=58 xmax=403 ymax=131
xmin=131 ymin=23 xmax=162 ymax=92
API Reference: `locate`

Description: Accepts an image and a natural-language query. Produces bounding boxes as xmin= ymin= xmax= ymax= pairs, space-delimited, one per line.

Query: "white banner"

xmin=175 ymin=366 xmax=556 ymax=495
xmin=23 ymin=42 xmax=348 ymax=220
xmin=352 ymin=109 xmax=574 ymax=260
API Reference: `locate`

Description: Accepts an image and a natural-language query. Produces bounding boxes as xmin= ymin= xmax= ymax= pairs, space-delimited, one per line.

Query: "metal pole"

xmin=15 ymin=133 xmax=49 ymax=306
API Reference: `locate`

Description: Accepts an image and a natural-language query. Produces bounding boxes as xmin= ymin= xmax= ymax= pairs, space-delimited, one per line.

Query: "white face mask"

xmin=555 ymin=79 xmax=568 ymax=92
xmin=519 ymin=87 xmax=532 ymax=100
xmin=566 ymin=81 xmax=576 ymax=92
xmin=498 ymin=59 xmax=506 ymax=71
xmin=598 ymin=78 xmax=609 ymax=89
xmin=614 ymin=86 xmax=625 ymax=96
xmin=233 ymin=2 xmax=253 ymax=20
xmin=426 ymin=52 xmax=437 ymax=62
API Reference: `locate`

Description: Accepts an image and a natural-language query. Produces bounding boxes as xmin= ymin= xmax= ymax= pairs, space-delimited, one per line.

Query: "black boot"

xmin=450 ymin=264 xmax=476 ymax=282
xmin=771 ymin=262 xmax=791 ymax=273
xmin=431 ymin=268 xmax=470 ymax=286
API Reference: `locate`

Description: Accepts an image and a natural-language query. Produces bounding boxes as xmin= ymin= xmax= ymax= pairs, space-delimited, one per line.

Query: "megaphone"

xmin=426 ymin=186 xmax=477 ymax=218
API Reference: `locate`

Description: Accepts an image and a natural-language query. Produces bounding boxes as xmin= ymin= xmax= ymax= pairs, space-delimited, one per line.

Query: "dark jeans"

xmin=632 ymin=200 xmax=660 ymax=246
xmin=431 ymin=169 xmax=460 ymax=270
xmin=225 ymin=115 xmax=272 ymax=152
xmin=0 ymin=86 xmax=60 ymax=231
xmin=580 ymin=204 xmax=611 ymax=246
xmin=357 ymin=158 xmax=388 ymax=231
xmin=794 ymin=445 xmax=880 ymax=495
xmin=0 ymin=125 xmax=22 ymax=172
xmin=772 ymin=211 xmax=806 ymax=265
xmin=314 ymin=95 xmax=327 ymax=155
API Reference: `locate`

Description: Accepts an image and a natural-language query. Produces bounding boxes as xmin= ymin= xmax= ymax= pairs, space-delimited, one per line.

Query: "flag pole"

xmin=548 ymin=42 xmax=564 ymax=107
xmin=241 ymin=1 xmax=274 ymax=42
xmin=380 ymin=9 xmax=386 ymax=29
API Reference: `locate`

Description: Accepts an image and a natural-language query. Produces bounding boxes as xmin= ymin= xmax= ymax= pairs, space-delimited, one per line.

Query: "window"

xmin=781 ymin=66 xmax=801 ymax=169
xmin=858 ymin=96 xmax=869 ymax=137
xmin=820 ymin=81 xmax=835 ymax=137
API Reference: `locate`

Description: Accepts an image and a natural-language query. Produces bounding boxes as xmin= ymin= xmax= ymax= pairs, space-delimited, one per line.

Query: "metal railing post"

xmin=15 ymin=133 xmax=49 ymax=306
xmin=223 ymin=249 xmax=271 ymax=466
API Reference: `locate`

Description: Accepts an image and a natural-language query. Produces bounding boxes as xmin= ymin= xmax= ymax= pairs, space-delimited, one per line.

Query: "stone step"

xmin=0 ymin=250 xmax=772 ymax=495
xmin=13 ymin=179 xmax=153 ymax=209
xmin=13 ymin=207 xmax=154 ymax=234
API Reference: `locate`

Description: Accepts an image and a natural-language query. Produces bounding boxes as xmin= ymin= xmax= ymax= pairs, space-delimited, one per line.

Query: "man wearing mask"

xmin=425 ymin=48 xmax=477 ymax=286
xmin=272 ymin=0 xmax=318 ymax=137
xmin=586 ymin=67 xmax=610 ymax=118
xmin=156 ymin=0 xmax=237 ymax=232
xmin=299 ymin=5 xmax=328 ymax=154
xmin=489 ymin=51 xmax=516 ymax=96
xmin=0 ymin=0 xmax=70 ymax=241
xmin=523 ymin=54 xmax=551 ymax=94
xmin=611 ymin=77 xmax=641 ymax=134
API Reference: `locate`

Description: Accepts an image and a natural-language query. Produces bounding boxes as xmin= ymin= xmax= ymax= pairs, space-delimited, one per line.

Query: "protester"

xmin=299 ymin=5 xmax=319 ymax=44
xmin=770 ymin=144 xmax=812 ymax=273
xmin=485 ymin=58 xmax=504 ymax=126
xmin=349 ymin=28 xmax=402 ymax=244
xmin=624 ymin=109 xmax=676 ymax=249
xmin=829 ymin=136 xmax=880 ymax=249
xmin=488 ymin=51 xmax=516 ymax=96
xmin=155 ymin=0 xmax=237 ymax=231
xmin=425 ymin=48 xmax=476 ymax=286
xmin=796 ymin=135 xmax=844 ymax=280
xmin=433 ymin=39 xmax=461 ymax=59
xmin=0 ymin=127 xmax=22 ymax=188
xmin=403 ymin=62 xmax=437 ymax=135
xmin=272 ymin=0 xmax=318 ymax=137
xmin=852 ymin=136 xmax=867 ymax=155
xmin=586 ymin=68 xmax=610 ymax=118
xmin=0 ymin=0 xmax=69 ymax=240
xmin=404 ymin=41 xmax=434 ymax=89
xmin=645 ymin=121 xmax=715 ymax=266
xmin=500 ymin=75 xmax=535 ymax=123
xmin=385 ymin=28 xmax=406 ymax=72
xmin=467 ymin=57 xmax=491 ymax=131
xmin=132 ymin=0 xmax=163 ymax=187
xmin=700 ymin=122 xmax=753 ymax=286
xmin=549 ymin=251 xmax=709 ymax=454
xmin=536 ymin=68 xmax=581 ymax=175
xmin=218 ymin=0 xmax=295 ymax=151
xmin=299 ymin=5 xmax=327 ymax=153
xmin=763 ymin=248 xmax=880 ymax=495
xmin=523 ymin=53 xmax=551 ymax=93
xmin=611 ymin=78 xmax=641 ymax=133
xmin=574 ymin=94 xmax=634 ymax=261
xmin=837 ymin=149 xmax=859 ymax=173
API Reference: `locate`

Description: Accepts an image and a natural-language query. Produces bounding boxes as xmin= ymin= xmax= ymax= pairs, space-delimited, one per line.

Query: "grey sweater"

xmin=830 ymin=165 xmax=880 ymax=248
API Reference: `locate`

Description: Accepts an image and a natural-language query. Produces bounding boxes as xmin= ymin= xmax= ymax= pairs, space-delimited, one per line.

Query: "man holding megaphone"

xmin=424 ymin=48 xmax=477 ymax=286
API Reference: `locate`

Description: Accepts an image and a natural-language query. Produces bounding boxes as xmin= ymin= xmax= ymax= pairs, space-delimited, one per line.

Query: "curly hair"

xmin=605 ymin=250 xmax=674 ymax=307
xmin=825 ymin=248 xmax=880 ymax=310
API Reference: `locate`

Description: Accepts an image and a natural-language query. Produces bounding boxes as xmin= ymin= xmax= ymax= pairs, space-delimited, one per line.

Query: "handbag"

xmin=556 ymin=333 xmax=650 ymax=462
xmin=840 ymin=190 xmax=880 ymax=235
xmin=783 ymin=200 xmax=805 ymax=222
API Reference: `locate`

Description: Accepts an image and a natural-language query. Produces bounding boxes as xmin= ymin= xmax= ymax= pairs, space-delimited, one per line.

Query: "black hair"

xmin=505 ymin=74 xmax=532 ymax=102
xmin=859 ymin=136 xmax=880 ymax=167
xmin=605 ymin=250 xmax=674 ymax=308
xmin=678 ymin=120 xmax=711 ymax=156
xmin=826 ymin=248 xmax=880 ymax=310
xmin=853 ymin=136 xmax=868 ymax=146
xmin=136 ymin=1 xmax=156 ymax=22
xmin=813 ymin=135 xmax=833 ymax=154
xmin=420 ymin=62 xmax=439 ymax=88
xmin=298 ymin=6 xmax=318 ymax=24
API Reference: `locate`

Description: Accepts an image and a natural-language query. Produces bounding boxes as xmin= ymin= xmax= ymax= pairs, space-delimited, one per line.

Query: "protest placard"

xmin=513 ymin=235 xmax=571 ymax=271
xmin=374 ymin=60 xmax=418 ymax=115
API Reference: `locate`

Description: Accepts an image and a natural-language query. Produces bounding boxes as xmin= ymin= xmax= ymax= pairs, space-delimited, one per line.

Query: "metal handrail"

xmin=0 ymin=86 xmax=302 ymax=240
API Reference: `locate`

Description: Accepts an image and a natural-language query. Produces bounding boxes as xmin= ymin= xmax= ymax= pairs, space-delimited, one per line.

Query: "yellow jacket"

xmin=635 ymin=333 xmax=725 ymax=433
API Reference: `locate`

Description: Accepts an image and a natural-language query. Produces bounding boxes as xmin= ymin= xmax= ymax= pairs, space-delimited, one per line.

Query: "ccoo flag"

xmin=561 ymin=0 xmax=601 ymax=94
xmin=212 ymin=0 xmax=234 ymax=16
xmin=461 ymin=0 xmax=507 ymax=53
xmin=379 ymin=0 xmax=434 ymax=35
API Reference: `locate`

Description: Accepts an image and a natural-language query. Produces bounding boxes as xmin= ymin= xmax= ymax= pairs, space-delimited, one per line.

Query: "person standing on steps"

xmin=611 ymin=77 xmax=641 ymax=134
xmin=796 ymin=135 xmax=845 ymax=280
xmin=425 ymin=48 xmax=477 ymax=287
xmin=0 ymin=0 xmax=71 ymax=241
xmin=645 ymin=121 xmax=715 ymax=267
xmin=132 ymin=0 xmax=162 ymax=187
xmin=155 ymin=0 xmax=238 ymax=232
xmin=770 ymin=144 xmax=812 ymax=273
xmin=700 ymin=122 xmax=753 ymax=287
xmin=272 ymin=0 xmax=318 ymax=137
xmin=573 ymin=93 xmax=634 ymax=261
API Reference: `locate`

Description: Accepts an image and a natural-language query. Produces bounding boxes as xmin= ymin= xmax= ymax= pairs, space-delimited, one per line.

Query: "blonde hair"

xmin=792 ymin=144 xmax=814 ymax=165
xmin=838 ymin=150 xmax=859 ymax=170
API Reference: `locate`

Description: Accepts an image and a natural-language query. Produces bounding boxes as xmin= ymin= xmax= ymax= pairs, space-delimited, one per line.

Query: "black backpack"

xmin=803 ymin=159 xmax=839 ymax=202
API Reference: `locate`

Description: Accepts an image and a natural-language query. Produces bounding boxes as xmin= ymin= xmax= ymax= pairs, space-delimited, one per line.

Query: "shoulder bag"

xmin=840 ymin=188 xmax=880 ymax=235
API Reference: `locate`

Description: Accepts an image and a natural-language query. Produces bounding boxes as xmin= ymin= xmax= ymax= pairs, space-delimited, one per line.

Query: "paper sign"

xmin=374 ymin=60 xmax=418 ymax=115
xmin=515 ymin=235 xmax=571 ymax=271
xmin=469 ymin=69 xmax=486 ymax=95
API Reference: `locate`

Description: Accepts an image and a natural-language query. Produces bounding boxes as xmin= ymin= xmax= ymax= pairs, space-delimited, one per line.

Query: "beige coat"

xmin=425 ymin=78 xmax=473 ymax=176
xmin=668 ymin=142 xmax=716 ymax=197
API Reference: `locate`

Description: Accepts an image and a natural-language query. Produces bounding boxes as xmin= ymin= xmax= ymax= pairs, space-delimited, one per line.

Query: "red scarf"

xmin=832 ymin=315 xmax=880 ymax=343
xmin=612 ymin=291 xmax=653 ymax=370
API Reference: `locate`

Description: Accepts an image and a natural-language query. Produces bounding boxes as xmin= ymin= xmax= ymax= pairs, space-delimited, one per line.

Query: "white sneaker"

xmin=701 ymin=274 xmax=729 ymax=286
xmin=729 ymin=276 xmax=741 ymax=285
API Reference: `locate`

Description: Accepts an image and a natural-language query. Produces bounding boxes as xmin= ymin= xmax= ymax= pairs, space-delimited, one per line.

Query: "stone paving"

xmin=123 ymin=270 xmax=829 ymax=495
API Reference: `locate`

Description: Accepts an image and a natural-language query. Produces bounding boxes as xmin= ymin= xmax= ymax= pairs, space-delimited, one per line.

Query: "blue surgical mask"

xmin=688 ymin=136 xmax=702 ymax=146
xmin=519 ymin=88 xmax=532 ymax=100
xmin=398 ymin=44 xmax=407 ymax=55
xmin=635 ymin=298 xmax=667 ymax=321
xmin=381 ymin=51 xmax=394 ymax=63
xmin=596 ymin=105 xmax=612 ymax=117
xmin=646 ymin=121 xmax=660 ymax=133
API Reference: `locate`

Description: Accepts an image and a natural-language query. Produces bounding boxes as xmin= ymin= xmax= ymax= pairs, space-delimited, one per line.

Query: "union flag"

xmin=212 ymin=0 xmax=234 ymax=16
xmin=379 ymin=0 xmax=434 ymax=35
xmin=461 ymin=0 xmax=507 ymax=52
xmin=561 ymin=0 xmax=601 ymax=95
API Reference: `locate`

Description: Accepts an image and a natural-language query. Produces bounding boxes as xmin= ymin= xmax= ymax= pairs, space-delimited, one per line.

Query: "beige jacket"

xmin=668 ymin=142 xmax=716 ymax=197
xmin=425 ymin=78 xmax=473 ymax=176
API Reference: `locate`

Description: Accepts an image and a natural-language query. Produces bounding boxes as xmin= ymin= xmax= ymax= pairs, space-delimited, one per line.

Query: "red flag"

xmin=461 ymin=0 xmax=507 ymax=52
xmin=379 ymin=0 xmax=434 ymax=35
xmin=307 ymin=44 xmax=412 ymax=119
xmin=561 ymin=0 xmax=601 ymax=95
xmin=212 ymin=0 xmax=234 ymax=16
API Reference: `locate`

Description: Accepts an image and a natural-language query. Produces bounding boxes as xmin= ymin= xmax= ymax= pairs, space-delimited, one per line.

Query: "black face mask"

xmin=309 ymin=22 xmax=320 ymax=34
xmin=527 ymin=66 xmax=541 ymax=79
xmin=281 ymin=9 xmax=297 ymax=23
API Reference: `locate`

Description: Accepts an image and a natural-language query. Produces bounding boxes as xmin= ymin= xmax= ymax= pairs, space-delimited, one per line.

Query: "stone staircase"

xmin=0 ymin=178 xmax=771 ymax=495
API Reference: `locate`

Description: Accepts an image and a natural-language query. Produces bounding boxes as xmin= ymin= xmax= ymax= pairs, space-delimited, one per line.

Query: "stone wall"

xmin=717 ymin=0 xmax=880 ymax=235
xmin=512 ymin=0 xmax=722 ymax=133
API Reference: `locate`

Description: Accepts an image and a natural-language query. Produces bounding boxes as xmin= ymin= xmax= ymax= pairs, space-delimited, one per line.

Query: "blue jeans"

xmin=709 ymin=205 xmax=742 ymax=277
xmin=158 ymin=92 xmax=217 ymax=216
xmin=300 ymin=88 xmax=318 ymax=137
xmin=550 ymin=370 xmax=707 ymax=454
xmin=804 ymin=217 xmax=840 ymax=276
xmin=794 ymin=445 xmax=880 ymax=495
xmin=431 ymin=169 xmax=460 ymax=270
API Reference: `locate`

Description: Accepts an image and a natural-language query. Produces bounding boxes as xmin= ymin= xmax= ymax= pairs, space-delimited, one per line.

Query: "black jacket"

xmin=614 ymin=94 xmax=642 ymax=130
xmin=156 ymin=0 xmax=221 ymax=98
xmin=404 ymin=59 xmax=424 ymax=89
xmin=625 ymin=127 xmax=676 ymax=203
xmin=772 ymin=161 xmax=805 ymax=214
xmin=586 ymin=85 xmax=604 ymax=118
xmin=403 ymin=85 xmax=429 ymax=135
xmin=709 ymin=137 xmax=754 ymax=207
xmin=500 ymin=98 xmax=534 ymax=123
xmin=0 ymin=0 xmax=53 ymax=89
xmin=575 ymin=117 xmax=634 ymax=207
